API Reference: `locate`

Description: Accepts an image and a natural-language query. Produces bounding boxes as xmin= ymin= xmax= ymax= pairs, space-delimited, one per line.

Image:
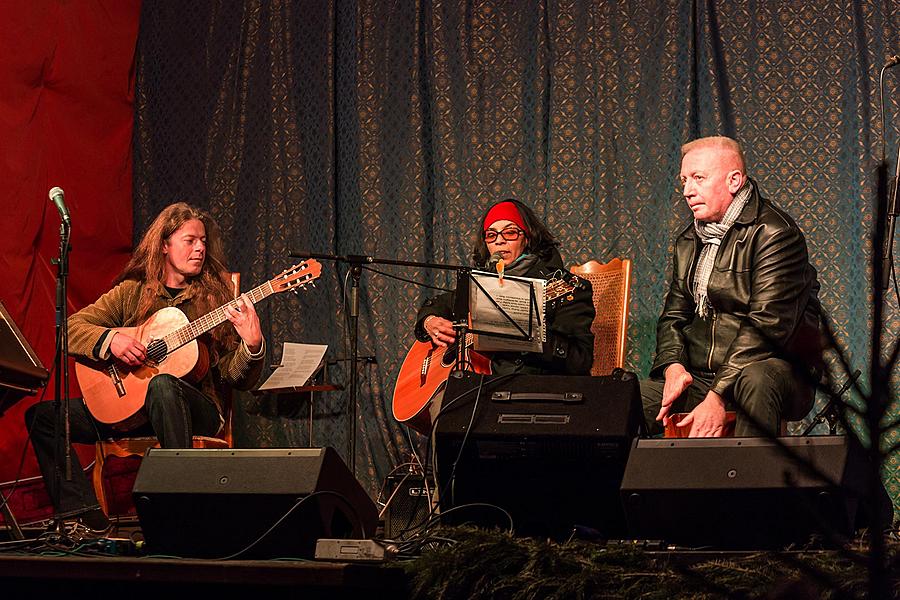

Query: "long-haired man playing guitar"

xmin=26 ymin=203 xmax=266 ymax=533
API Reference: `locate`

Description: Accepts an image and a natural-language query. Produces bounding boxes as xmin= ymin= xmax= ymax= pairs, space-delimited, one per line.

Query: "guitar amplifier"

xmin=382 ymin=472 xmax=433 ymax=540
xmin=434 ymin=370 xmax=642 ymax=538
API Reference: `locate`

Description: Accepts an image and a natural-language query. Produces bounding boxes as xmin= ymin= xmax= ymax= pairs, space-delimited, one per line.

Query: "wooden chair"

xmin=664 ymin=411 xmax=789 ymax=438
xmin=91 ymin=272 xmax=241 ymax=517
xmin=664 ymin=412 xmax=737 ymax=438
xmin=569 ymin=258 xmax=632 ymax=376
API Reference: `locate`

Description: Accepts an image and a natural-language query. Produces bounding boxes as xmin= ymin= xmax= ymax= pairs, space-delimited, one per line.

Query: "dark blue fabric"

xmin=132 ymin=1 xmax=900 ymax=510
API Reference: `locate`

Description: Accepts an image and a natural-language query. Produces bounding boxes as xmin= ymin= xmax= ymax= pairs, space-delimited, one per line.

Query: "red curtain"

xmin=0 ymin=1 xmax=141 ymax=487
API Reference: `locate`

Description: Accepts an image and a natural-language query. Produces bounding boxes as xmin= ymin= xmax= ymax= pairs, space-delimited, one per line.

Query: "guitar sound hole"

xmin=146 ymin=339 xmax=169 ymax=363
xmin=440 ymin=344 xmax=458 ymax=368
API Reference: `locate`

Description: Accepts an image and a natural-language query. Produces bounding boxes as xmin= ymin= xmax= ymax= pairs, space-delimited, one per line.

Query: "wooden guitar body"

xmin=391 ymin=339 xmax=491 ymax=435
xmin=76 ymin=307 xmax=198 ymax=425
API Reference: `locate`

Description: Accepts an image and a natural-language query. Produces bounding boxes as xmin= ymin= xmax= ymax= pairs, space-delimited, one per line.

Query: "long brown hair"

xmin=116 ymin=203 xmax=235 ymax=347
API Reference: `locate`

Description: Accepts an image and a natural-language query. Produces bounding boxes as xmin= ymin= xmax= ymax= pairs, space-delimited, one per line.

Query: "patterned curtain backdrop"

xmin=133 ymin=0 xmax=900 ymax=508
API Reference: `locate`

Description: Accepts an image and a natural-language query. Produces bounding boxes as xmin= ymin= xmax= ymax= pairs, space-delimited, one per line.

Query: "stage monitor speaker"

xmin=0 ymin=300 xmax=48 ymax=415
xmin=434 ymin=370 xmax=642 ymax=539
xmin=620 ymin=436 xmax=865 ymax=549
xmin=133 ymin=447 xmax=377 ymax=559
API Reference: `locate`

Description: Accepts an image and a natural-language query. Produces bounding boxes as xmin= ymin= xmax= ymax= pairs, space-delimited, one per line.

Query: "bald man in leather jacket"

xmin=642 ymin=136 xmax=823 ymax=438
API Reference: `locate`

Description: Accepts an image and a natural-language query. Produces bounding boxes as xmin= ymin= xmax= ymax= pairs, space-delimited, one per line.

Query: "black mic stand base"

xmin=0 ymin=493 xmax=24 ymax=540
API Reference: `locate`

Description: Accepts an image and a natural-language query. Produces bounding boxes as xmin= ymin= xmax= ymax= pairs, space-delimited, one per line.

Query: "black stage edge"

xmin=0 ymin=553 xmax=408 ymax=598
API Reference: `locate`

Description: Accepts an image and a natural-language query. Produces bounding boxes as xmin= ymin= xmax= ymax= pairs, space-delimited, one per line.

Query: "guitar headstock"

xmin=545 ymin=271 xmax=584 ymax=308
xmin=271 ymin=259 xmax=322 ymax=293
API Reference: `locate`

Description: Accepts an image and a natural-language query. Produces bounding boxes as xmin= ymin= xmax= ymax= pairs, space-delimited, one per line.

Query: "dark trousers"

xmin=640 ymin=358 xmax=815 ymax=437
xmin=25 ymin=374 xmax=221 ymax=518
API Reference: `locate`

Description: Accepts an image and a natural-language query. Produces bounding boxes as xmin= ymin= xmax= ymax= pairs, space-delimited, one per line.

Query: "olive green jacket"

xmin=68 ymin=279 xmax=265 ymax=423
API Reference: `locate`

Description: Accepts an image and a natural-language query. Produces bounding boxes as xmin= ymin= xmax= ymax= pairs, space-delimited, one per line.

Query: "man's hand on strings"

xmin=225 ymin=293 xmax=263 ymax=353
xmin=109 ymin=332 xmax=147 ymax=367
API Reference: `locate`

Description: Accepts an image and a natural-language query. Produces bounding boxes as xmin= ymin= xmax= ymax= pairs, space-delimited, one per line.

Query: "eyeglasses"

xmin=484 ymin=228 xmax=524 ymax=243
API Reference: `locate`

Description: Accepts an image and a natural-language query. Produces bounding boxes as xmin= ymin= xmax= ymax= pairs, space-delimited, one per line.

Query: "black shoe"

xmin=74 ymin=508 xmax=111 ymax=535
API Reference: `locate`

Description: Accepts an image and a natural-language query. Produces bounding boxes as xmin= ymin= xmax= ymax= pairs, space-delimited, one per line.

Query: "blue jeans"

xmin=25 ymin=374 xmax=221 ymax=518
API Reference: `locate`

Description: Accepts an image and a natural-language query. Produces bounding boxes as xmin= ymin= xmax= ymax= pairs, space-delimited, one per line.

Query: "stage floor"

xmin=0 ymin=551 xmax=409 ymax=598
xmin=0 ymin=522 xmax=409 ymax=598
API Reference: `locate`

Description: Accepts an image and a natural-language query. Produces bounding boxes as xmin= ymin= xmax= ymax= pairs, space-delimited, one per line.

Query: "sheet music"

xmin=258 ymin=342 xmax=328 ymax=390
xmin=470 ymin=271 xmax=545 ymax=353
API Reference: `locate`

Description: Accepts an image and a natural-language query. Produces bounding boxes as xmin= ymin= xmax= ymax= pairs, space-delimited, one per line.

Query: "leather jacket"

xmin=651 ymin=179 xmax=823 ymax=408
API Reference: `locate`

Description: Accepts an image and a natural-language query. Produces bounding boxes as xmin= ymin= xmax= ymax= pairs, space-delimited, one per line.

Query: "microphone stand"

xmin=880 ymin=144 xmax=900 ymax=290
xmin=51 ymin=218 xmax=72 ymax=524
xmin=289 ymin=251 xmax=467 ymax=477
xmin=802 ymin=369 xmax=862 ymax=436
xmin=879 ymin=57 xmax=900 ymax=290
xmin=451 ymin=268 xmax=473 ymax=371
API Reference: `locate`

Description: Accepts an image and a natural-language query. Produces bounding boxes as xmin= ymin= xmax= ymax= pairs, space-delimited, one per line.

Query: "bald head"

xmin=682 ymin=136 xmax=746 ymax=173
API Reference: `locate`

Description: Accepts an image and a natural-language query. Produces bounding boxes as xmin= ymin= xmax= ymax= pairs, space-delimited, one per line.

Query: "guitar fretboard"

xmin=160 ymin=281 xmax=275 ymax=354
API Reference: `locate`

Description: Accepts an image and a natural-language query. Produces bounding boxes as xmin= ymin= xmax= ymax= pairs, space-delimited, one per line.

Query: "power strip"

xmin=314 ymin=539 xmax=396 ymax=563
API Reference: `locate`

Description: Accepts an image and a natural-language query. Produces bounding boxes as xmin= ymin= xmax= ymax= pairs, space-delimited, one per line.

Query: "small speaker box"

xmin=382 ymin=472 xmax=433 ymax=540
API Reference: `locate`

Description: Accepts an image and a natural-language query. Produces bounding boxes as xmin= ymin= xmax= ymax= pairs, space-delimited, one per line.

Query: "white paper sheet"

xmin=470 ymin=271 xmax=545 ymax=353
xmin=258 ymin=342 xmax=328 ymax=390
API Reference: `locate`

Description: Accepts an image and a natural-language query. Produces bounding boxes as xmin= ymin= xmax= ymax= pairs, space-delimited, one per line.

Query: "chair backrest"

xmin=569 ymin=258 xmax=632 ymax=376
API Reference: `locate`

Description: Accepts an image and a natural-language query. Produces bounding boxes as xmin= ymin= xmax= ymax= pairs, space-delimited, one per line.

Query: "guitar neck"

xmin=161 ymin=281 xmax=275 ymax=352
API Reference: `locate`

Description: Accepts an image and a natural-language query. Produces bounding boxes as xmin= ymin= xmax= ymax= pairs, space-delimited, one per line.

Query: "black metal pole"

xmin=880 ymin=143 xmax=900 ymax=290
xmin=52 ymin=219 xmax=72 ymax=522
xmin=289 ymin=251 xmax=471 ymax=477
xmin=348 ymin=263 xmax=361 ymax=474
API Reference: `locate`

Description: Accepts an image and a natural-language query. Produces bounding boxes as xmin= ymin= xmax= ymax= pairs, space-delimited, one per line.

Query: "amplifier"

xmin=382 ymin=472 xmax=433 ymax=540
xmin=434 ymin=370 xmax=642 ymax=538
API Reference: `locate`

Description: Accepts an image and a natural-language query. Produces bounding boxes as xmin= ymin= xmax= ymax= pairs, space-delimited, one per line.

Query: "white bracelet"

xmin=423 ymin=315 xmax=438 ymax=334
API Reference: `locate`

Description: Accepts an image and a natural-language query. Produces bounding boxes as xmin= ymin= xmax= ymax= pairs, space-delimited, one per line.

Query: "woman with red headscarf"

xmin=415 ymin=199 xmax=594 ymax=376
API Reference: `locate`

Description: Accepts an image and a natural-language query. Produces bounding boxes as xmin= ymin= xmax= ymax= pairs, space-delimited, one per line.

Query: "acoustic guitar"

xmin=392 ymin=275 xmax=581 ymax=434
xmin=75 ymin=260 xmax=321 ymax=426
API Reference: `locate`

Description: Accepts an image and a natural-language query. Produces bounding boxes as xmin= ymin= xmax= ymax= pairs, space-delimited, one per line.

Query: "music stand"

xmin=0 ymin=301 xmax=50 ymax=415
xmin=0 ymin=300 xmax=49 ymax=540
xmin=467 ymin=271 xmax=542 ymax=340
xmin=289 ymin=252 xmax=475 ymax=476
xmin=256 ymin=360 xmax=344 ymax=446
xmin=287 ymin=252 xmax=543 ymax=471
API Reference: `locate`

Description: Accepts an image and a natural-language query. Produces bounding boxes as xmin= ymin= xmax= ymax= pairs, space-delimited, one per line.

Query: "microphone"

xmin=48 ymin=187 xmax=70 ymax=224
xmin=886 ymin=55 xmax=900 ymax=68
xmin=487 ymin=251 xmax=505 ymax=281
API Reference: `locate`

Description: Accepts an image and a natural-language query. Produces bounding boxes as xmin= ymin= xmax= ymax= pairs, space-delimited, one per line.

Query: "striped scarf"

xmin=692 ymin=181 xmax=752 ymax=318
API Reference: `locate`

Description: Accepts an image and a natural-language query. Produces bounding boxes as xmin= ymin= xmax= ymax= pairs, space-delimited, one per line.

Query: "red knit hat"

xmin=483 ymin=201 xmax=527 ymax=232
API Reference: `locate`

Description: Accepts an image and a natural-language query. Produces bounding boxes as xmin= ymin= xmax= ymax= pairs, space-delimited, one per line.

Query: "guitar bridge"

xmin=107 ymin=364 xmax=127 ymax=398
xmin=420 ymin=352 xmax=432 ymax=386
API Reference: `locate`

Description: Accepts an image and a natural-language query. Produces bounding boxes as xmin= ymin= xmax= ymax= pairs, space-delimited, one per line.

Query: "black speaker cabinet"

xmin=620 ymin=436 xmax=865 ymax=549
xmin=434 ymin=370 xmax=642 ymax=538
xmin=133 ymin=447 xmax=377 ymax=559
